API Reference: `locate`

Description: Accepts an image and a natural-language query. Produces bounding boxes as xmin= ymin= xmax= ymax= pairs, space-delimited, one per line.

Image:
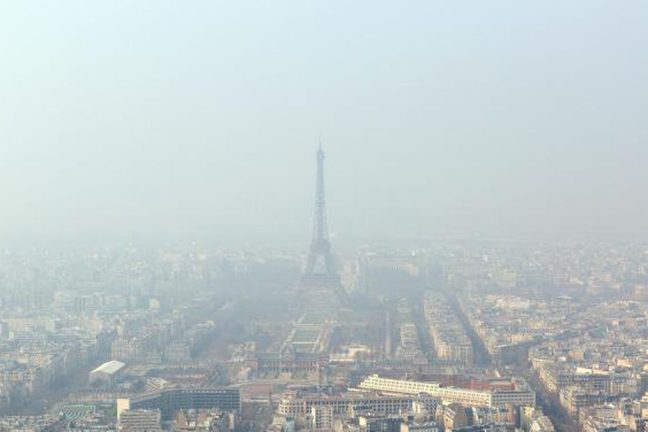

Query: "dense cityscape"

xmin=1 ymin=147 xmax=648 ymax=432
xmin=3 ymin=1 xmax=647 ymax=431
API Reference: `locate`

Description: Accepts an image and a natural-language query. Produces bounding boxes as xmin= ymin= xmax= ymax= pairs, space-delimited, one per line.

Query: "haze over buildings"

xmin=1 ymin=4 xmax=648 ymax=432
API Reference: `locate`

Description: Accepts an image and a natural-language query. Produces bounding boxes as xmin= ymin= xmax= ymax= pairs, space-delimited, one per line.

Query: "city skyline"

xmin=3 ymin=3 xmax=648 ymax=432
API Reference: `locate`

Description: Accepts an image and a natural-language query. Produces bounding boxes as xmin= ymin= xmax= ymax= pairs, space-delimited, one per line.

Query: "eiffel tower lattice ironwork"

xmin=302 ymin=145 xmax=341 ymax=288
xmin=305 ymin=144 xmax=336 ymax=276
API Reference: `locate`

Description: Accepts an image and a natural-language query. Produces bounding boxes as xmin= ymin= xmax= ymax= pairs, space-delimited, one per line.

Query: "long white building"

xmin=357 ymin=375 xmax=535 ymax=408
xmin=89 ymin=360 xmax=125 ymax=385
xmin=277 ymin=392 xmax=438 ymax=417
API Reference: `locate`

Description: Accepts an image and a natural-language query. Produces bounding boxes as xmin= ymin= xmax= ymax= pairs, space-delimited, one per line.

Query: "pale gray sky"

xmin=1 ymin=1 xmax=647 ymax=242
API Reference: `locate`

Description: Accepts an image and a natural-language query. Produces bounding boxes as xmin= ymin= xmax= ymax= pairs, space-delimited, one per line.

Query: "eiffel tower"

xmin=299 ymin=145 xmax=345 ymax=308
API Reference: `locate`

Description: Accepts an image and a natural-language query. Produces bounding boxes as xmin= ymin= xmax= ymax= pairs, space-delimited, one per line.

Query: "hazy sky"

xmin=1 ymin=1 xmax=647 ymax=242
